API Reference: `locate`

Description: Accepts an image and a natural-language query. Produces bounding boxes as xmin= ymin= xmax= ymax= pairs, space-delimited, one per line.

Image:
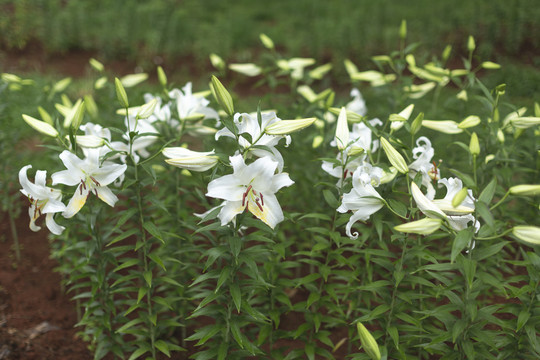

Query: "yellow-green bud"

xmin=535 ymin=102 xmax=540 ymax=117
xmin=422 ymin=120 xmax=463 ymax=134
xmin=89 ymin=58 xmax=104 ymax=72
xmin=512 ymin=226 xmax=540 ymax=246
xmin=84 ymin=95 xmax=98 ymax=119
xmin=326 ymin=90 xmax=335 ymax=108
xmin=442 ymin=45 xmax=452 ymax=62
xmin=297 ymin=85 xmax=317 ymax=103
xmin=259 ymin=33 xmax=274 ymax=49
xmin=265 ymin=118 xmax=316 ymax=135
xmin=37 ymin=106 xmax=53 ymax=125
xmin=509 ymin=184 xmax=540 ymax=196
xmin=312 ymin=135 xmax=323 ymax=148
xmin=210 ymin=75 xmax=234 ymax=116
xmin=115 ymin=77 xmax=129 ymax=108
xmin=157 ymin=66 xmax=167 ymax=87
xmin=22 ymin=114 xmax=59 ymax=138
xmin=496 ymin=84 xmax=506 ymax=95
xmin=469 ymin=132 xmax=480 ymax=156
xmin=344 ymin=59 xmax=359 ymax=77
xmin=209 ymin=53 xmax=225 ymax=71
xmin=73 ymin=135 xmax=105 ymax=148
xmin=95 ymin=76 xmax=107 ymax=89
xmin=380 ymin=137 xmax=408 ymax=174
xmin=120 ymin=73 xmax=148 ymax=88
xmin=485 ymin=154 xmax=495 ymax=164
xmin=229 ymin=63 xmax=262 ymax=77
xmin=411 ymin=112 xmax=424 ymax=135
xmin=356 ymin=322 xmax=381 ymax=360
xmin=511 ymin=117 xmax=540 ymax=129
xmin=64 ymin=99 xmax=85 ymax=129
xmin=394 ymin=218 xmax=443 ymax=235
xmin=458 ymin=115 xmax=481 ymax=129
xmin=52 ymin=77 xmax=72 ymax=93
xmin=456 ymin=90 xmax=468 ymax=102
xmin=309 ymin=63 xmax=332 ymax=80
xmin=399 ymin=20 xmax=407 ymax=40
xmin=467 ymin=35 xmax=476 ymax=53
xmin=335 ymin=107 xmax=349 ymax=150
xmin=481 ymin=61 xmax=501 ymax=70
xmin=452 ymin=187 xmax=469 ymax=208
xmin=137 ymin=98 xmax=158 ymax=119
xmin=328 ymin=107 xmax=363 ymax=123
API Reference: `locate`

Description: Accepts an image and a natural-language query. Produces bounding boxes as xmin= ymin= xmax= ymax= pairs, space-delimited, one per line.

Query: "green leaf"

xmin=305 ymin=343 xmax=315 ymax=360
xmin=388 ymin=199 xmax=408 ymax=218
xmin=231 ymin=321 xmax=244 ymax=349
xmin=215 ymin=266 xmax=231 ymax=292
xmin=107 ymin=228 xmax=138 ymax=246
xmin=448 ymin=168 xmax=475 ymax=189
xmin=116 ymin=318 xmax=143 ymax=334
xmin=388 ymin=326 xmax=399 ymax=349
xmin=473 ymin=241 xmax=508 ymax=261
xmin=229 ymin=237 xmax=242 ymax=258
xmin=128 ymin=347 xmax=148 ymax=360
xmin=143 ymin=221 xmax=164 ymax=243
xmin=113 ymin=208 xmax=138 ymax=230
xmin=479 ymin=178 xmax=497 ymax=204
xmin=476 ymin=201 xmax=494 ymax=227
xmin=217 ymin=342 xmax=228 ymax=360
xmin=306 ymin=292 xmax=320 ymax=308
xmin=451 ymin=228 xmax=473 ymax=263
xmin=143 ymin=270 xmax=152 ymax=288
xmin=323 ymin=189 xmax=340 ymax=208
xmin=155 ymin=340 xmax=170 ymax=357
xmin=517 ymin=310 xmax=530 ymax=331
xmin=113 ymin=258 xmax=139 ymax=272
xmin=296 ymin=273 xmax=321 ymax=287
xmin=452 ymin=319 xmax=467 ymax=342
xmin=230 ymin=282 xmax=241 ymax=312
xmin=148 ymin=252 xmax=166 ymax=271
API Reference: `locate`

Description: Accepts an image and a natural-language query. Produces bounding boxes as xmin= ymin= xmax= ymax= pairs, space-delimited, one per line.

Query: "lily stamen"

xmin=90 ymin=176 xmax=101 ymax=186
xmin=255 ymin=199 xmax=264 ymax=211
xmin=242 ymin=185 xmax=253 ymax=207
xmin=260 ymin=193 xmax=264 ymax=206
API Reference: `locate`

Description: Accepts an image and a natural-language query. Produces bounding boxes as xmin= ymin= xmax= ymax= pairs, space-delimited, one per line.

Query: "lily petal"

xmin=63 ymin=185 xmax=89 ymax=218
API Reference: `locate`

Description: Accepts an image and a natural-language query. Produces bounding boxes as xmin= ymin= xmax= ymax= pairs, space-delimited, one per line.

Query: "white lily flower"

xmin=408 ymin=136 xmax=439 ymax=200
xmin=337 ymin=167 xmax=385 ymax=239
xmin=215 ymin=112 xmax=290 ymax=172
xmin=346 ymin=88 xmax=367 ymax=116
xmin=277 ymin=58 xmax=316 ymax=80
xmin=206 ymin=155 xmax=294 ymax=229
xmin=51 ymin=149 xmax=127 ymax=218
xmin=143 ymin=93 xmax=173 ymax=124
xmin=163 ymin=147 xmax=219 ymax=172
xmin=169 ymin=82 xmax=219 ymax=122
xmin=411 ymin=179 xmax=480 ymax=232
xmin=19 ymin=165 xmax=66 ymax=235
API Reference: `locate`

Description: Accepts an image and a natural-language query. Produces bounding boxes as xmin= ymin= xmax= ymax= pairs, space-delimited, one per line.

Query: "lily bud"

xmin=422 ymin=120 xmax=463 ymax=134
xmin=390 ymin=104 xmax=415 ymax=131
xmin=163 ymin=148 xmax=219 ymax=172
xmin=309 ymin=63 xmax=332 ymax=80
xmin=95 ymin=76 xmax=107 ymax=89
xmin=210 ymin=76 xmax=234 ymax=116
xmin=456 ymin=90 xmax=468 ymax=101
xmin=442 ymin=45 xmax=452 ymax=62
xmin=469 ymin=132 xmax=480 ymax=156
xmin=399 ymin=19 xmax=407 ymax=40
xmin=328 ymin=107 xmax=363 ymax=123
xmin=22 ymin=114 xmax=59 ymax=138
xmin=512 ymin=226 xmax=540 ymax=246
xmin=380 ymin=167 xmax=398 ymax=184
xmin=335 ymin=107 xmax=349 ymax=150
xmin=394 ymin=218 xmax=443 ymax=235
xmin=52 ymin=77 xmax=72 ymax=93
xmin=356 ymin=322 xmax=381 ymax=360
xmin=380 ymin=137 xmax=408 ymax=174
xmin=481 ymin=61 xmax=501 ymax=70
xmin=297 ymin=85 xmax=317 ymax=103
xmin=157 ymin=66 xmax=167 ymax=87
xmin=120 ymin=73 xmax=148 ymax=87
xmin=410 ymin=112 xmax=424 ymax=136
xmin=72 ymin=135 xmax=105 ymax=148
xmin=467 ymin=35 xmax=476 ymax=53
xmin=458 ymin=115 xmax=481 ymax=129
xmin=535 ymin=102 xmax=540 ymax=117
xmin=84 ymin=95 xmax=98 ymax=119
xmin=312 ymin=135 xmax=323 ymax=149
xmin=89 ymin=58 xmax=104 ymax=72
xmin=37 ymin=106 xmax=53 ymax=125
xmin=509 ymin=184 xmax=540 ymax=196
xmin=485 ymin=154 xmax=495 ymax=164
xmin=452 ymin=187 xmax=469 ymax=208
xmin=347 ymin=146 xmax=365 ymax=157
xmin=115 ymin=77 xmax=129 ymax=108
xmin=64 ymin=99 xmax=85 ymax=129
xmin=510 ymin=117 xmax=540 ymax=129
xmin=259 ymin=33 xmax=274 ymax=49
xmin=228 ymin=63 xmax=262 ymax=77
xmin=266 ymin=118 xmax=316 ymax=135
xmin=209 ymin=53 xmax=225 ymax=71
xmin=137 ymin=98 xmax=158 ymax=119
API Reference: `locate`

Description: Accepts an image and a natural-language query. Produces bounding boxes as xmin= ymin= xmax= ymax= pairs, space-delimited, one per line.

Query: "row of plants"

xmin=4 ymin=26 xmax=540 ymax=359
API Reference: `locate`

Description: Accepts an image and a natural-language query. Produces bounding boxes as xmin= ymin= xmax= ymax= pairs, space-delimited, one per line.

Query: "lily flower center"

xmin=80 ymin=174 xmax=101 ymax=196
xmin=242 ymin=184 xmax=264 ymax=212
xmin=28 ymin=196 xmax=47 ymax=220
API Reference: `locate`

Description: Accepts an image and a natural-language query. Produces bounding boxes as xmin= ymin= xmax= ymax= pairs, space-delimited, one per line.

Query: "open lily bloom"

xmin=19 ymin=165 xmax=66 ymax=235
xmin=337 ymin=167 xmax=385 ymax=239
xmin=169 ymin=82 xmax=219 ymax=122
xmin=216 ymin=112 xmax=290 ymax=172
xmin=52 ymin=149 xmax=127 ymax=218
xmin=206 ymin=155 xmax=294 ymax=229
xmin=411 ymin=179 xmax=480 ymax=232
xmin=110 ymin=116 xmax=159 ymax=164
xmin=408 ymin=136 xmax=439 ymax=200
xmin=330 ymin=119 xmax=382 ymax=153
xmin=346 ymin=88 xmax=367 ymax=117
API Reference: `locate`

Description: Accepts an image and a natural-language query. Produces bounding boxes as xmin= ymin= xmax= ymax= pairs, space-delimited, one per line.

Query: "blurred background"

xmin=0 ymin=0 xmax=538 ymax=98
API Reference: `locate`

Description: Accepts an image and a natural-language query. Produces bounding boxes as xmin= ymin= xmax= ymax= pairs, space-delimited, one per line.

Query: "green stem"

xmin=490 ymin=190 xmax=511 ymax=211
xmin=8 ymin=208 xmax=20 ymax=262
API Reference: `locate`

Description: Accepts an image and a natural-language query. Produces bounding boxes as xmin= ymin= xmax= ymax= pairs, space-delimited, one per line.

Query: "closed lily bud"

xmin=442 ymin=45 xmax=452 ymax=62
xmin=481 ymin=61 xmax=501 ymax=70
xmin=266 ymin=118 xmax=316 ymax=135
xmin=356 ymin=322 xmax=381 ymax=360
xmin=456 ymin=90 xmax=468 ymax=101
xmin=297 ymin=85 xmax=317 ymax=103
xmin=95 ymin=76 xmax=107 ymax=89
xmin=209 ymin=53 xmax=225 ymax=71
xmin=511 ymin=117 xmax=540 ymax=129
xmin=37 ymin=106 xmax=53 ymax=125
xmin=115 ymin=77 xmax=129 ymax=108
xmin=89 ymin=58 xmax=104 ymax=72
xmin=210 ymin=75 xmax=234 ymax=116
xmin=309 ymin=63 xmax=332 ymax=80
xmin=380 ymin=137 xmax=408 ymax=174
xmin=469 ymin=132 xmax=480 ymax=156
xmin=163 ymin=148 xmax=219 ymax=172
xmin=335 ymin=107 xmax=349 ymax=150
xmin=157 ymin=66 xmax=167 ymax=87
xmin=410 ymin=112 xmax=424 ymax=136
xmin=64 ymin=99 xmax=85 ymax=129
xmin=467 ymin=35 xmax=476 ymax=53
xmin=422 ymin=120 xmax=463 ymax=134
xmin=137 ymin=98 xmax=158 ymax=119
xmin=399 ymin=19 xmax=407 ymax=40
xmin=328 ymin=107 xmax=363 ymax=123
xmin=458 ymin=115 xmax=481 ymax=129
xmin=485 ymin=154 xmax=495 ymax=164
xmin=497 ymin=129 xmax=505 ymax=143
xmin=312 ymin=135 xmax=324 ymax=148
xmin=84 ymin=95 xmax=98 ymax=119
xmin=229 ymin=63 xmax=262 ymax=77
xmin=73 ymin=135 xmax=105 ymax=148
xmin=259 ymin=33 xmax=274 ymax=49
xmin=509 ymin=184 xmax=540 ymax=196
xmin=452 ymin=187 xmax=469 ymax=208
xmin=512 ymin=226 xmax=540 ymax=246
xmin=53 ymin=77 xmax=72 ymax=93
xmin=22 ymin=114 xmax=59 ymax=138
xmin=394 ymin=218 xmax=443 ymax=235
xmin=120 ymin=73 xmax=148 ymax=88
